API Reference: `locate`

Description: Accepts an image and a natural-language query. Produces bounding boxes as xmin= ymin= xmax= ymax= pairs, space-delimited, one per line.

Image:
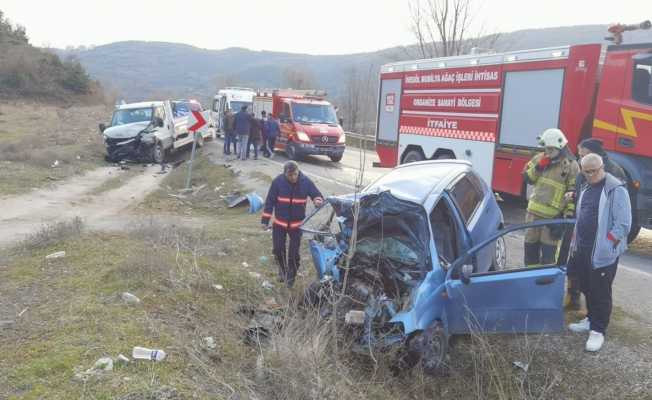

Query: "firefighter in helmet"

xmin=523 ymin=128 xmax=580 ymax=265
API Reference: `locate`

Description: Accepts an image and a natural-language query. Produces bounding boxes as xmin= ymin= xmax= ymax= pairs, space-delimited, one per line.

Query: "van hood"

xmin=295 ymin=122 xmax=343 ymax=136
xmin=103 ymin=121 xmax=151 ymax=140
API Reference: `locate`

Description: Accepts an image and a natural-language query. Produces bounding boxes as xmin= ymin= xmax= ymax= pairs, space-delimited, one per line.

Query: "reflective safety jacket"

xmin=261 ymin=173 xmax=323 ymax=230
xmin=524 ymin=152 xmax=580 ymax=218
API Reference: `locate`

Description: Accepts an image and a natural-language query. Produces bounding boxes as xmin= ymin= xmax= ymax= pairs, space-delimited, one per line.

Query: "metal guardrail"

xmin=345 ymin=131 xmax=375 ymax=150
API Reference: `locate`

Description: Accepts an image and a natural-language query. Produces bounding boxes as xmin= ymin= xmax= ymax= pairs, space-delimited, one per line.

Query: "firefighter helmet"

xmin=538 ymin=128 xmax=568 ymax=149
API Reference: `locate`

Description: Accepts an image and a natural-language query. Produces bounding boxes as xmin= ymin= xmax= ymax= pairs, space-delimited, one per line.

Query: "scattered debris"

xmin=513 ymin=361 xmax=530 ymax=372
xmin=261 ymin=280 xmax=274 ymax=290
xmin=192 ymin=183 xmax=207 ymax=196
xmin=116 ymin=354 xmax=130 ymax=365
xmin=225 ymin=192 xmax=264 ymax=213
xmin=345 ymin=310 xmax=366 ymax=325
xmin=121 ymin=292 xmax=141 ymax=304
xmin=132 ymin=346 xmax=167 ymax=361
xmin=248 ymin=271 xmax=262 ymax=279
xmin=94 ymin=357 xmax=114 ymax=371
xmin=217 ymin=251 xmax=227 ymax=257
xmin=76 ymin=155 xmax=82 ymax=160
xmin=120 ymin=164 xmax=130 ymax=170
xmin=46 ymin=176 xmax=60 ymax=181
xmin=242 ymin=262 xmax=249 ymax=268
xmin=17 ymin=307 xmax=28 ymax=317
xmin=244 ymin=310 xmax=284 ymax=344
xmin=202 ymin=336 xmax=217 ymax=350
xmin=74 ymin=357 xmax=114 ymax=381
xmin=51 ymin=160 xmax=60 ymax=168
xmin=212 ymin=284 xmax=224 ymax=291
xmin=45 ymin=251 xmax=66 ymax=259
xmin=259 ymin=255 xmax=269 ymax=265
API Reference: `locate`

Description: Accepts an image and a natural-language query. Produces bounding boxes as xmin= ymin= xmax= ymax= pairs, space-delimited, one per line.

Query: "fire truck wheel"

xmin=402 ymin=149 xmax=424 ymax=164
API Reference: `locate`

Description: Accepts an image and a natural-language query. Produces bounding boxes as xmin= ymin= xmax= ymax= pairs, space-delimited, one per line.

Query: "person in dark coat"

xmin=259 ymin=111 xmax=269 ymax=157
xmin=265 ymin=115 xmax=280 ymax=158
xmin=233 ymin=105 xmax=252 ymax=160
xmin=222 ymin=109 xmax=236 ymax=155
xmin=247 ymin=113 xmax=262 ymax=159
xmin=261 ymin=161 xmax=323 ymax=287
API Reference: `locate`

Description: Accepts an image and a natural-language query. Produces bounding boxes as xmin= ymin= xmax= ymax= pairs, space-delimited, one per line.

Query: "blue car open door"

xmin=444 ymin=219 xmax=575 ymax=335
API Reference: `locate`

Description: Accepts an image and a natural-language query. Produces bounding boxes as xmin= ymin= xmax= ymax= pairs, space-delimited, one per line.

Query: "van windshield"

xmin=111 ymin=108 xmax=153 ymax=126
xmin=229 ymin=101 xmax=252 ymax=113
xmin=291 ymin=103 xmax=338 ymax=125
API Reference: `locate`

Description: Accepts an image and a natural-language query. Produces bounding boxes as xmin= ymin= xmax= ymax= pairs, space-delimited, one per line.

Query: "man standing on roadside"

xmin=261 ymin=161 xmax=323 ymax=288
xmin=247 ymin=112 xmax=262 ymax=160
xmin=233 ymin=105 xmax=252 ymax=160
xmin=265 ymin=114 xmax=280 ymax=158
xmin=560 ymin=137 xmax=628 ymax=309
xmin=259 ymin=111 xmax=269 ymax=157
xmin=223 ymin=109 xmax=236 ymax=155
xmin=567 ymin=153 xmax=631 ymax=352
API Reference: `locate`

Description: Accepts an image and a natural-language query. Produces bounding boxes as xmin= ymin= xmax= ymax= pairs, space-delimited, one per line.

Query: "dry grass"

xmin=0 ymin=102 xmax=110 ymax=195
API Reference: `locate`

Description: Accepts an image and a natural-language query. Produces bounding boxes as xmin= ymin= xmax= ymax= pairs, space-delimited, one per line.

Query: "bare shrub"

xmin=18 ymin=216 xmax=83 ymax=251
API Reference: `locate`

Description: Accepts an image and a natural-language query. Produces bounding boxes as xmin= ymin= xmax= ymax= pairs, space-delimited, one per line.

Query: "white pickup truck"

xmin=99 ymin=100 xmax=214 ymax=163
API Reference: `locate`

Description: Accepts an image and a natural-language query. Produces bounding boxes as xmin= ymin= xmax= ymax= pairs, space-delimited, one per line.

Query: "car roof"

xmin=364 ymin=160 xmax=472 ymax=205
xmin=116 ymin=101 xmax=163 ymax=110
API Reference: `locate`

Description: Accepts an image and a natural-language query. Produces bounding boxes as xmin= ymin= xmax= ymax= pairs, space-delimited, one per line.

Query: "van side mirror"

xmin=461 ymin=264 xmax=474 ymax=285
xmin=99 ymin=123 xmax=106 ymax=133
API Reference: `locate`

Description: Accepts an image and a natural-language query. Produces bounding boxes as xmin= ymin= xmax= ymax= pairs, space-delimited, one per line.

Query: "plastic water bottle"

xmin=132 ymin=346 xmax=166 ymax=361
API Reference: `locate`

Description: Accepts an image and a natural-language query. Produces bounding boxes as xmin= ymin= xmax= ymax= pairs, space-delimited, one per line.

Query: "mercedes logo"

xmin=321 ymin=136 xmax=328 ymax=143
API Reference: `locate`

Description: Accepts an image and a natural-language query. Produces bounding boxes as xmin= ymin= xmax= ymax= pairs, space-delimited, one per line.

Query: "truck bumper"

xmin=105 ymin=136 xmax=153 ymax=163
xmin=293 ymin=143 xmax=345 ymax=158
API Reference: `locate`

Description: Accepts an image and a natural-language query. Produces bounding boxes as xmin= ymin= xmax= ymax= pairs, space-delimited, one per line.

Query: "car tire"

xmin=402 ymin=149 xmax=424 ymax=164
xmin=286 ymin=143 xmax=300 ymax=160
xmin=152 ymin=142 xmax=166 ymax=164
xmin=418 ymin=321 xmax=448 ymax=376
xmin=329 ymin=154 xmax=343 ymax=162
xmin=489 ymin=236 xmax=507 ymax=271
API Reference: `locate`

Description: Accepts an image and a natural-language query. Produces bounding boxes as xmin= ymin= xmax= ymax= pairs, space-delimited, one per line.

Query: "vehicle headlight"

xmin=337 ymin=133 xmax=346 ymax=144
xmin=296 ymin=131 xmax=310 ymax=142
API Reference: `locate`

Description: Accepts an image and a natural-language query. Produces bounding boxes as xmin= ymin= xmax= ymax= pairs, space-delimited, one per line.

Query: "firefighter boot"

xmin=524 ymin=242 xmax=541 ymax=266
xmin=274 ymin=251 xmax=287 ymax=283
xmin=540 ymin=244 xmax=558 ymax=265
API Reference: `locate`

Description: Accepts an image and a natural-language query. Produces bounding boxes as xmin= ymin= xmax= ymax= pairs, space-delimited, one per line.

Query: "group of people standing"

xmin=523 ymin=128 xmax=631 ymax=352
xmin=222 ymin=105 xmax=280 ymax=160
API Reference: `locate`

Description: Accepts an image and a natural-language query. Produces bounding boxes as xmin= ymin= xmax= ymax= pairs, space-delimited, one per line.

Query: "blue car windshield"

xmin=291 ymin=103 xmax=338 ymax=124
xmin=111 ymin=108 xmax=153 ymax=126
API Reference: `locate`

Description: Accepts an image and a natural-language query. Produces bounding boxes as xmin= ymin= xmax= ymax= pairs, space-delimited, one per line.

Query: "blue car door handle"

xmin=535 ymin=276 xmax=556 ymax=285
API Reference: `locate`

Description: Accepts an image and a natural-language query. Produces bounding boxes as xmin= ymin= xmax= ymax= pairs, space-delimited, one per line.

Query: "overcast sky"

xmin=2 ymin=0 xmax=649 ymax=54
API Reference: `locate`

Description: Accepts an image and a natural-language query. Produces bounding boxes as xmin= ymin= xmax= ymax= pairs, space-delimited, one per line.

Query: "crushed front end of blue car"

xmin=301 ymin=191 xmax=438 ymax=354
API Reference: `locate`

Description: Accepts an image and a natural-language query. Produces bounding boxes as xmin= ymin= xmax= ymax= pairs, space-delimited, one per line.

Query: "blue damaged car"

xmin=301 ymin=160 xmax=573 ymax=374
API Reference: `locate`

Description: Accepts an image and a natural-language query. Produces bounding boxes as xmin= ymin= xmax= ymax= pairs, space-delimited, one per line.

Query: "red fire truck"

xmin=253 ymin=89 xmax=346 ymax=162
xmin=375 ymin=37 xmax=652 ymax=241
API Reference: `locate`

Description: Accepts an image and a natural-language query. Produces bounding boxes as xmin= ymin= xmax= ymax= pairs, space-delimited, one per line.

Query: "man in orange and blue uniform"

xmin=261 ymin=161 xmax=323 ymax=287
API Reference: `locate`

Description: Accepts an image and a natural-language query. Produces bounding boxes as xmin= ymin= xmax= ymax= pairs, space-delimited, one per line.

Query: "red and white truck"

xmin=253 ymin=89 xmax=346 ymax=162
xmin=375 ymin=37 xmax=652 ymax=240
